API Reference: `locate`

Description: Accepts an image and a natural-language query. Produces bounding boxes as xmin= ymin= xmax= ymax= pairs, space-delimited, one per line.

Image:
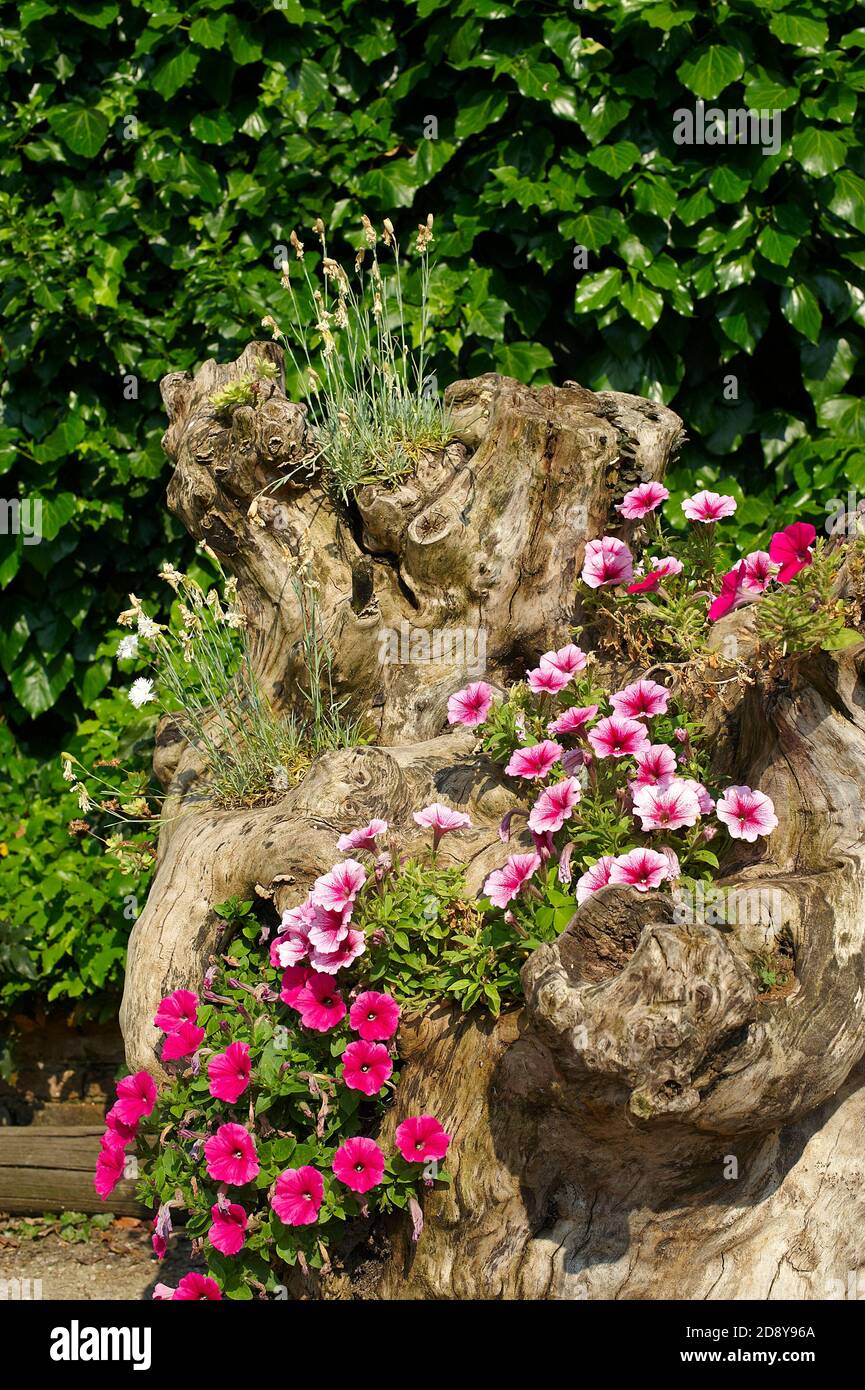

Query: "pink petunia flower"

xmin=610 ymin=678 xmax=670 ymax=720
xmin=769 ymin=522 xmax=816 ymax=584
xmin=632 ymin=742 xmax=678 ymax=788
xmin=581 ymin=536 xmax=634 ymax=588
xmin=677 ymin=777 xmax=715 ymax=815
xmin=271 ymin=1166 xmax=324 ymax=1226
xmin=207 ymin=1041 xmax=252 ymax=1104
xmin=395 ymin=1115 xmax=451 ymax=1164
xmin=626 ymin=555 xmax=683 ymax=593
xmin=295 ymin=973 xmax=347 ymax=1030
xmin=741 ymin=550 xmax=776 ymax=594
xmin=105 ymin=1103 xmax=138 ymax=1146
xmin=682 ymin=489 xmax=737 ymax=523
xmin=280 ymin=964 xmax=313 ymax=1008
xmin=173 ymin=1272 xmax=222 ymax=1301
xmin=203 ymin=1123 xmax=259 ymax=1186
xmin=309 ymin=928 xmax=366 ymax=975
xmin=447 ymin=682 xmax=494 ymax=728
xmin=413 ymin=802 xmax=472 ymax=850
xmin=341 ymin=1039 xmax=393 ymax=1096
xmin=113 ymin=1071 xmax=158 ymax=1127
xmin=659 ymin=846 xmax=681 ymax=882
xmin=609 ymin=847 xmax=670 ymax=892
xmin=587 ymin=716 xmax=650 ymax=760
xmin=483 ymin=852 xmax=542 ymax=908
xmin=528 ymin=777 xmax=581 ymax=834
xmin=311 ymin=859 xmax=366 ymax=914
xmin=616 ymin=481 xmax=669 ymax=519
xmin=332 ymin=1136 xmax=385 ymax=1193
xmin=161 ymin=1020 xmax=206 ymax=1061
xmin=208 ymin=1201 xmax=247 ymax=1256
xmin=631 ymin=779 xmax=702 ymax=831
xmin=152 ymin=1283 xmax=175 ymax=1300
xmin=576 ymin=854 xmax=616 ymax=905
xmin=307 ymin=903 xmax=352 ymax=955
xmin=94 ymin=1138 xmax=126 ymax=1200
xmin=527 ymin=664 xmax=571 ymax=696
xmin=548 ymin=704 xmax=599 ymax=736
xmin=504 ymin=740 xmax=563 ymax=780
xmin=349 ymin=991 xmax=400 ymax=1041
xmin=337 ymin=818 xmax=389 ymax=853
xmin=539 ymin=644 xmax=588 ymax=677
xmin=153 ymin=989 xmax=199 ymax=1034
xmin=707 ymin=560 xmax=751 ymax=622
xmin=716 ymin=785 xmax=778 ymax=841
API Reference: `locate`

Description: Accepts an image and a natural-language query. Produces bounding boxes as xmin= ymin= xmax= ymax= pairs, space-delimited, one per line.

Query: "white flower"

xmin=62 ymin=759 xmax=74 ymax=782
xmin=77 ymin=784 xmax=93 ymax=812
xmin=117 ymin=634 xmax=139 ymax=660
xmin=128 ymin=677 xmax=155 ymax=709
xmin=137 ymin=613 xmax=160 ymax=641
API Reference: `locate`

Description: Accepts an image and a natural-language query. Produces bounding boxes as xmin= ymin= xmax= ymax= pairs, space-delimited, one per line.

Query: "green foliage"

xmin=0 ymin=692 xmax=156 ymax=1016
xmin=755 ymin=538 xmax=861 ymax=656
xmin=2 ymin=0 xmax=865 ymax=744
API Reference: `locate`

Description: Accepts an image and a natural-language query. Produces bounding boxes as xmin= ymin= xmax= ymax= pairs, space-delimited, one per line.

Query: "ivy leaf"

xmin=769 ymin=13 xmax=829 ymax=52
xmin=780 ymin=284 xmax=822 ymax=344
xmin=151 ymin=49 xmax=200 ymax=100
xmin=9 ymin=650 xmax=75 ymax=717
xmin=573 ymin=267 xmax=623 ymax=313
xmin=46 ymin=105 xmax=109 ymax=158
xmin=792 ymin=127 xmax=847 ymax=177
xmin=560 ymin=206 xmax=625 ymax=251
xmin=827 ymin=169 xmax=865 ymax=234
xmin=677 ymin=45 xmax=744 ymax=101
xmin=817 ymin=397 xmax=865 ymax=441
xmin=800 ymin=335 xmax=855 ymax=408
xmin=620 ymin=276 xmax=664 ymax=331
xmin=494 ymin=342 xmax=553 ymax=380
xmin=756 ymin=226 xmax=798 ymax=268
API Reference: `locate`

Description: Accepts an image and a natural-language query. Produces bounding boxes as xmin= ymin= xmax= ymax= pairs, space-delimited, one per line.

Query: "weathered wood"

xmin=119 ymin=346 xmax=865 ymax=1299
xmin=0 ymin=1127 xmax=146 ymax=1217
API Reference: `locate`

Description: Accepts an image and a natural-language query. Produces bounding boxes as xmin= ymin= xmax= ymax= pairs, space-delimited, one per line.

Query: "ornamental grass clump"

xmin=265 ymin=212 xmax=452 ymax=501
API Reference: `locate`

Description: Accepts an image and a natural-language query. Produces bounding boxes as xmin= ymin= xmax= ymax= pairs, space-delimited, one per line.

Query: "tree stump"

xmin=120 ymin=345 xmax=865 ymax=1300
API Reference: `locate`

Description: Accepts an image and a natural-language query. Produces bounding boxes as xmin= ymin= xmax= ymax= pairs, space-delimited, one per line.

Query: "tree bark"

xmin=120 ymin=345 xmax=865 ymax=1300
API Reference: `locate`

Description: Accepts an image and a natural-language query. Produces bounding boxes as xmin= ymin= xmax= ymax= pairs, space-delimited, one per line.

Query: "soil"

xmin=0 ymin=1214 xmax=204 ymax=1301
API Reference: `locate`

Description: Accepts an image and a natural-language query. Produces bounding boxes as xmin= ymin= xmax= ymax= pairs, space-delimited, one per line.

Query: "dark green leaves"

xmin=677 ymin=45 xmax=744 ymax=101
xmin=46 ymin=105 xmax=109 ymax=157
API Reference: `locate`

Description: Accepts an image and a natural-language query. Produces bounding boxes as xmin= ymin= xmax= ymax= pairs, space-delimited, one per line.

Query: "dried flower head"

xmin=290 ymin=229 xmax=305 ymax=260
xmin=361 ymin=214 xmax=377 ymax=247
xmin=382 ymin=217 xmax=395 ymax=248
xmin=416 ymin=215 xmax=434 ymax=253
xmin=261 ymin=315 xmax=281 ymax=338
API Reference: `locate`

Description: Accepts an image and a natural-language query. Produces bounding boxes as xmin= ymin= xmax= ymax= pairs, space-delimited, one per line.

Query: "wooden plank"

xmin=0 ymin=1127 xmax=148 ymax=1217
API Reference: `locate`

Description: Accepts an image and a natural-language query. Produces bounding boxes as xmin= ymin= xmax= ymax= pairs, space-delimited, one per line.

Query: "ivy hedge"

xmin=0 ymin=0 xmax=863 ymax=1009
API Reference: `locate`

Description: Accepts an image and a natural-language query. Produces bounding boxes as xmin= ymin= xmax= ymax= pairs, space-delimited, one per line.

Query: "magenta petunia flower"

xmin=576 ymin=854 xmax=616 ymax=905
xmin=295 ymin=972 xmax=347 ymax=1030
xmin=395 ymin=1114 xmax=451 ymax=1164
xmin=707 ymin=560 xmax=750 ymax=622
xmin=271 ymin=1166 xmax=324 ymax=1226
xmin=413 ymin=802 xmax=472 ymax=851
xmin=337 ymin=819 xmax=389 ymax=853
xmin=311 ymin=859 xmax=367 ymax=914
xmin=94 ymin=1137 xmax=126 ymax=1200
xmin=349 ymin=990 xmax=400 ymax=1041
xmin=307 ymin=902 xmax=352 ymax=955
xmin=447 ymin=681 xmax=494 ymax=728
xmin=616 ymin=481 xmax=670 ymax=519
xmin=173 ymin=1272 xmax=222 ymax=1300
xmin=527 ymin=664 xmax=571 ymax=696
xmin=332 ymin=1136 xmax=385 ymax=1193
xmin=608 ymin=847 xmax=670 ymax=892
xmin=483 ymin=852 xmax=542 ymax=908
xmin=769 ymin=522 xmax=816 ymax=584
xmin=207 ymin=1041 xmax=252 ymax=1104
xmin=610 ymin=678 xmax=670 ymax=720
xmin=528 ymin=776 xmax=581 ymax=834
xmin=716 ymin=785 xmax=778 ymax=841
xmin=104 ymin=1103 xmax=138 ymax=1146
xmin=280 ymin=964 xmax=313 ymax=1008
xmin=153 ymin=988 xmax=199 ymax=1034
xmin=161 ymin=1020 xmax=206 ymax=1061
xmin=203 ymin=1123 xmax=259 ymax=1186
xmin=631 ymin=742 xmax=678 ymax=788
xmin=539 ymin=644 xmax=587 ymax=677
xmin=682 ymin=489 xmax=737 ymax=523
xmin=627 ymin=555 xmax=683 ymax=593
xmin=548 ymin=704 xmax=599 ymax=737
xmin=632 ymin=779 xmax=702 ymax=832
xmin=341 ymin=1039 xmax=393 ymax=1096
xmin=113 ymin=1071 xmax=158 ymax=1127
xmin=504 ymin=739 xmax=563 ymax=780
xmin=309 ymin=928 xmax=366 ymax=975
xmin=208 ymin=1201 xmax=247 ymax=1256
xmin=581 ymin=535 xmax=634 ymax=588
xmin=587 ymin=715 xmax=650 ymax=760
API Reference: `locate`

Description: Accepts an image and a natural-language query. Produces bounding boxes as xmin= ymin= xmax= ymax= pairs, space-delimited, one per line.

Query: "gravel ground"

xmin=0 ymin=1215 xmax=203 ymax=1301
